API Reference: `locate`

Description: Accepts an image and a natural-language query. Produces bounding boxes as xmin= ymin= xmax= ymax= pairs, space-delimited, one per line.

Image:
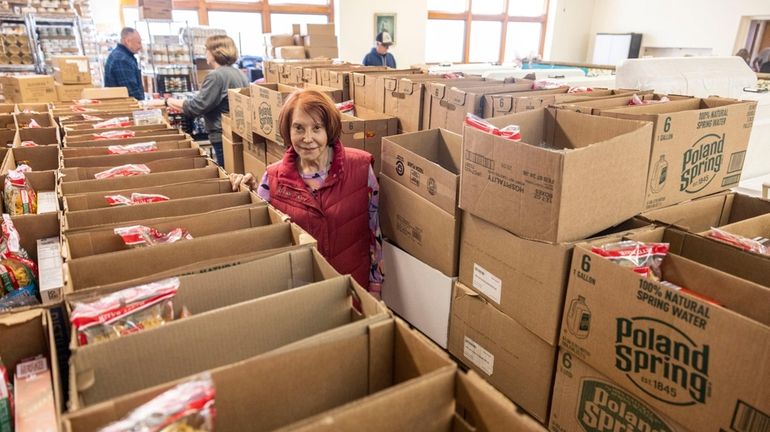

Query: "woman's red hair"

xmin=278 ymin=89 xmax=341 ymax=145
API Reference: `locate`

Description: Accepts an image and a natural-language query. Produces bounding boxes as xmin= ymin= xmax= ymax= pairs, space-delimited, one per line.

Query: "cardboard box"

xmin=484 ymin=87 xmax=572 ymax=117
xmin=382 ymin=240 xmax=454 ymax=348
xmin=80 ymin=87 xmax=129 ymax=100
xmin=61 ymin=140 xmax=196 ymax=159
xmin=9 ymin=213 xmax=63 ymax=305
xmin=268 ymin=34 xmax=295 ymax=47
xmin=67 ymin=276 xmax=385 ymax=408
xmin=349 ymin=70 xmax=420 ymax=112
xmin=0 ymin=103 xmax=16 ymax=114
xmin=0 ymin=309 xmax=62 ymax=419
xmin=427 ymin=81 xmax=534 ymax=134
xmin=275 ymin=59 xmax=333 ymax=84
xmin=639 ymin=191 xmax=770 ymax=233
xmin=459 ymin=213 xmax=653 ymax=346
xmin=383 ymin=76 xmax=436 ymax=132
xmin=244 ymin=133 xmax=267 ymax=161
xmin=227 ymin=87 xmax=252 ymax=139
xmin=223 ymin=133 xmax=244 ymax=174
xmin=243 ymin=149 xmax=267 ymax=179
xmin=0 ymin=114 xmax=14 ymax=130
xmin=449 ymin=282 xmax=555 ymax=422
xmin=460 ymin=108 xmax=653 ymax=242
xmin=17 ymin=127 xmax=59 ymax=146
xmin=64 ymin=221 xmax=313 ymax=294
xmin=559 ymin=243 xmax=770 ymax=432
xmin=0 ymin=75 xmax=56 ymax=103
xmin=59 ymin=164 xmax=222 ymax=196
xmin=380 ymin=129 xmax=462 ymax=276
xmin=63 ymin=190 xmax=260 ymax=231
xmin=0 ymin=129 xmax=14 ymax=148
xmin=302 ymin=34 xmax=337 ymax=47
xmin=602 ymin=97 xmax=757 ymax=210
xmin=299 ymin=23 xmax=335 ymax=35
xmin=325 ymin=67 xmax=388 ymax=101
xmin=14 ymin=112 xmax=55 ymax=128
xmin=63 ymin=178 xmax=234 ymax=212
xmin=51 ymin=56 xmax=91 ymax=84
xmin=65 ymin=134 xmax=185 ymax=147
xmin=549 ymin=349 xmax=687 ymax=432
xmin=64 ymin=205 xmax=282 ymax=259
xmin=60 ymin=157 xmax=210 ymax=183
xmin=339 ymin=108 xmax=398 ymax=175
xmin=306 ymin=46 xmax=339 ymax=59
xmin=555 ymin=93 xmax=690 ymax=116
xmin=250 ymin=83 xmax=295 ymax=143
xmin=265 ymin=139 xmax=285 ymax=163
xmin=61 ymin=148 xmax=202 ymax=168
xmin=138 ymin=5 xmax=171 ymax=20
xmin=0 ymin=170 xmax=58 ymax=214
xmin=2 ymin=145 xmax=59 ymax=172
xmin=276 ymin=46 xmax=307 ymax=59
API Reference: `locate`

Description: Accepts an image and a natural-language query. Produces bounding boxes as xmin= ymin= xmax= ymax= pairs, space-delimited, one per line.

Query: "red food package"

xmin=532 ymin=80 xmax=562 ymax=90
xmin=707 ymin=227 xmax=769 ymax=255
xmin=591 ymin=240 xmax=670 ymax=279
xmin=94 ymin=164 xmax=151 ymax=180
xmin=107 ymin=141 xmax=158 ymax=154
xmin=70 ymin=278 xmax=180 ymax=345
xmin=113 ymin=225 xmax=193 ymax=248
xmin=27 ymin=119 xmax=41 ymax=128
xmin=568 ymin=86 xmax=593 ymax=93
xmin=70 ymin=106 xmax=96 ymax=113
xmin=464 ymin=113 xmax=521 ymax=141
xmin=93 ymin=117 xmax=132 ymax=129
xmin=74 ymin=99 xmax=101 ymax=105
xmin=82 ymin=114 xmax=104 ymax=121
xmin=105 ymin=192 xmax=170 ymax=206
xmin=19 ymin=141 xmax=38 ymax=147
xmin=335 ymin=100 xmax=355 ymax=115
xmin=628 ymin=94 xmax=670 ymax=106
xmin=93 ymin=130 xmax=136 ymax=140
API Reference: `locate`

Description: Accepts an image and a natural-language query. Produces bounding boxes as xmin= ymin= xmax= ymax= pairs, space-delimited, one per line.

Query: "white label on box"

xmin=68 ymin=59 xmax=88 ymax=72
xmin=37 ymin=191 xmax=58 ymax=213
xmin=463 ymin=336 xmax=494 ymax=376
xmin=472 ymin=263 xmax=502 ymax=304
xmin=37 ymin=237 xmax=63 ymax=305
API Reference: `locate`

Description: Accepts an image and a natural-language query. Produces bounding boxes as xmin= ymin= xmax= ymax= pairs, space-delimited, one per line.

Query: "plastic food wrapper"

xmin=0 ymin=357 xmax=13 ymax=432
xmin=532 ymin=80 xmax=562 ymax=90
xmin=70 ymin=106 xmax=96 ymax=113
xmin=591 ymin=240 xmax=670 ymax=279
xmin=26 ymin=119 xmax=41 ymax=128
xmin=568 ymin=86 xmax=593 ymax=93
xmin=94 ymin=164 xmax=151 ymax=180
xmin=464 ymin=113 xmax=521 ymax=141
xmin=707 ymin=227 xmax=770 ymax=255
xmin=93 ymin=130 xmax=136 ymax=140
xmin=98 ymin=373 xmax=215 ymax=432
xmin=133 ymin=109 xmax=164 ymax=126
xmin=106 ymin=192 xmax=170 ymax=206
xmin=19 ymin=141 xmax=38 ymax=147
xmin=70 ymin=278 xmax=181 ymax=346
xmin=3 ymin=164 xmax=38 ymax=216
xmin=628 ymin=94 xmax=670 ymax=106
xmin=0 ymin=215 xmax=39 ymax=311
xmin=83 ymin=114 xmax=104 ymax=121
xmin=20 ymin=109 xmax=39 ymax=114
xmin=93 ymin=117 xmax=132 ymax=129
xmin=74 ymin=99 xmax=101 ymax=105
xmin=335 ymin=100 xmax=355 ymax=115
xmin=107 ymin=141 xmax=158 ymax=155
xmin=114 ymin=225 xmax=193 ymax=248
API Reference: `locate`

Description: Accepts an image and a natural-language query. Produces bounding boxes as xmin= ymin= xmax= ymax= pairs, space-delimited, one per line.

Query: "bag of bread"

xmin=3 ymin=164 xmax=38 ymax=216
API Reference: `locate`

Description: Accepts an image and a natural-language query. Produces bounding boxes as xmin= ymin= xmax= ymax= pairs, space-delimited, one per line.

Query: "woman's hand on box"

xmin=229 ymin=173 xmax=257 ymax=192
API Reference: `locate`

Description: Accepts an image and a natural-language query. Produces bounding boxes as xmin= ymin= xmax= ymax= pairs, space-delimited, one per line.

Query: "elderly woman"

xmin=230 ymin=90 xmax=384 ymax=295
xmin=165 ymin=35 xmax=249 ymax=166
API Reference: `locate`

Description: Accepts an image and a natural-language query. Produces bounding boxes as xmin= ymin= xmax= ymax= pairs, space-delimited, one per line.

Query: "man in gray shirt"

xmin=167 ymin=35 xmax=248 ymax=166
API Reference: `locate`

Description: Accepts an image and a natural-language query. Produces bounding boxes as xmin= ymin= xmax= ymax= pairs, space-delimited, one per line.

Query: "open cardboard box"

xmin=61 ymin=140 xmax=198 ymax=158
xmin=17 ymin=127 xmax=60 ymax=146
xmin=554 ymin=93 xmax=691 ymax=115
xmin=483 ymin=87 xmax=571 ymax=118
xmin=13 ymin=103 xmax=48 ymax=113
xmin=0 ymin=129 xmax=16 ymax=147
xmin=64 ymin=221 xmax=314 ymax=295
xmin=63 ymin=178 xmax=234 ymax=212
xmin=702 ymin=212 xmax=770 ymax=253
xmin=323 ymin=66 xmax=389 ymax=101
xmin=63 ymin=205 xmax=284 ymax=259
xmin=60 ymin=157 xmax=211 ymax=183
xmin=460 ymin=108 xmax=653 ymax=243
xmin=64 ymin=135 xmax=190 ymax=148
xmin=66 ymin=275 xmax=386 ymax=410
xmin=0 ymin=170 xmax=59 ymax=214
xmin=62 ymin=190 xmax=261 ymax=232
xmin=60 ymin=148 xmax=203 ymax=168
xmin=560 ymin=240 xmax=770 ymax=432
xmin=339 ymin=107 xmax=397 ymax=176
xmin=14 ymin=112 xmax=55 ymax=128
xmin=349 ymin=68 xmax=422 ymax=112
xmin=6 ymin=212 xmax=63 ymax=306
xmin=59 ymin=163 xmax=223 ymax=196
xmin=1 ymin=145 xmax=60 ymax=173
xmin=63 ymin=123 xmax=170 ymax=136
xmin=639 ymin=191 xmax=770 ymax=233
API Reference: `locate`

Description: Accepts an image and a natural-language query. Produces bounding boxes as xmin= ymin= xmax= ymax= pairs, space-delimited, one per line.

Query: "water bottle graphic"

xmin=650 ymin=155 xmax=668 ymax=194
xmin=567 ymin=296 xmax=591 ymax=339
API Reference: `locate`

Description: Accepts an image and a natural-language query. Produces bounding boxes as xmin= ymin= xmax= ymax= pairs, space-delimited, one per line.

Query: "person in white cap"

xmin=363 ymin=31 xmax=396 ymax=67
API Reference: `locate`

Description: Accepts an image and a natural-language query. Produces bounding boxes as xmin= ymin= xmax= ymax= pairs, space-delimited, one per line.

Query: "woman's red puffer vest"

xmin=266 ymin=140 xmax=373 ymax=288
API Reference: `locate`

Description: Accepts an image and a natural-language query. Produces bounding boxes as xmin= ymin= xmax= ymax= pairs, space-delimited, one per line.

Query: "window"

xmin=427 ymin=0 xmax=549 ymax=64
xmin=425 ymin=20 xmax=465 ymax=63
xmin=208 ymin=11 xmax=264 ymax=57
xmin=270 ymin=13 xmax=328 ymax=35
xmin=172 ymin=9 xmax=199 ymax=26
xmin=268 ymin=0 xmax=329 ymax=4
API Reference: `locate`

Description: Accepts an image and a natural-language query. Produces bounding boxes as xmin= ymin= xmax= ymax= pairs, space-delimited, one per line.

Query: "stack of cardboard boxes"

xmin=51 ymin=56 xmax=92 ymax=102
xmin=267 ymin=33 xmax=305 ymax=60
xmin=0 ymin=75 xmax=56 ymax=103
xmin=295 ymin=23 xmax=338 ymax=59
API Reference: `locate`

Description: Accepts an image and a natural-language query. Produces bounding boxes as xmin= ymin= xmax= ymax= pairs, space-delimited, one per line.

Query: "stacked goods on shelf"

xmin=182 ymin=27 xmax=226 ymax=59
xmin=37 ymin=23 xmax=80 ymax=57
xmin=0 ymin=25 xmax=33 ymax=66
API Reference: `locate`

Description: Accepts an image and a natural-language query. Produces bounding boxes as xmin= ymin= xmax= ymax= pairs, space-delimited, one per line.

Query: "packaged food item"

xmin=94 ymin=164 xmax=151 ymax=180
xmin=70 ymin=278 xmax=180 ymax=346
xmin=707 ymin=227 xmax=770 ymax=255
xmin=114 ymin=225 xmax=193 ymax=248
xmin=98 ymin=373 xmax=215 ymax=432
xmin=70 ymin=106 xmax=96 ymax=113
xmin=82 ymin=114 xmax=103 ymax=121
xmin=628 ymin=94 xmax=670 ymax=106
xmin=19 ymin=141 xmax=38 ymax=147
xmin=133 ymin=109 xmax=164 ymax=126
xmin=568 ymin=86 xmax=593 ymax=93
xmin=464 ymin=113 xmax=521 ymax=141
xmin=74 ymin=99 xmax=101 ymax=105
xmin=0 ymin=215 xmax=39 ymax=311
xmin=335 ymin=100 xmax=355 ymax=115
xmin=3 ymin=164 xmax=38 ymax=216
xmin=591 ymin=240 xmax=669 ymax=279
xmin=25 ymin=119 xmax=41 ymax=128
xmin=107 ymin=141 xmax=158 ymax=154
xmin=93 ymin=116 xmax=132 ymax=129
xmin=105 ymin=192 xmax=170 ymax=206
xmin=14 ymin=356 xmax=56 ymax=432
xmin=532 ymin=80 xmax=562 ymax=90
xmin=0 ymin=357 xmax=12 ymax=432
xmin=93 ymin=130 xmax=136 ymax=140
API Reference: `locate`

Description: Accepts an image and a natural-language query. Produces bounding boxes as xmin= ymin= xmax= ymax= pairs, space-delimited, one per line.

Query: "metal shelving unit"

xmin=0 ymin=13 xmax=39 ymax=73
xmin=136 ymin=19 xmax=198 ymax=93
xmin=0 ymin=12 xmax=85 ymax=75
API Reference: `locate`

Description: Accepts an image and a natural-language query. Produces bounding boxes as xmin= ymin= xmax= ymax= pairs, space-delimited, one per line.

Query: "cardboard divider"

xmin=63 ymin=178 xmax=235 ymax=212
xmin=62 ymin=190 xmax=260 ymax=232
xmin=9 ymin=212 xmax=63 ymax=305
xmin=64 ymin=128 xmax=180 ymax=142
xmin=61 ymin=140 xmax=197 ymax=158
xmin=64 ymin=221 xmax=314 ymax=294
xmin=63 ymin=123 xmax=170 ymax=136
xmin=560 ymin=243 xmax=770 ymax=432
xmin=553 ymin=92 xmax=688 ymax=115
xmin=60 ymin=157 xmax=210 ymax=183
xmin=66 ymin=277 xmax=387 ymax=410
xmin=59 ymin=163 xmax=223 ymax=195
xmin=17 ymin=127 xmax=60 ymax=146
xmin=57 ymin=111 xmax=137 ymax=124
xmin=14 ymin=112 xmax=56 ymax=128
xmin=460 ymin=108 xmax=653 ymax=242
xmin=350 ymin=70 xmax=423 ymax=112
xmin=2 ymin=145 xmax=60 ymax=173
xmin=64 ymin=135 xmax=189 ymax=148
xmin=14 ymin=103 xmax=49 ymax=113
xmin=0 ymin=129 xmax=16 ymax=147
xmin=0 ymin=103 xmax=16 ymax=114
xmin=63 ymin=205 xmax=283 ymax=259
xmin=61 ymin=148 xmax=202 ymax=168
xmin=707 ymin=211 xmax=770 ymax=242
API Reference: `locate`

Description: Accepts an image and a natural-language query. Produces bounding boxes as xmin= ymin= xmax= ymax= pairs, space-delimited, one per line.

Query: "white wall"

xmin=586 ymin=0 xmax=770 ymax=62
xmin=545 ymin=0 xmax=596 ymax=62
xmin=336 ymin=0 xmax=427 ymax=67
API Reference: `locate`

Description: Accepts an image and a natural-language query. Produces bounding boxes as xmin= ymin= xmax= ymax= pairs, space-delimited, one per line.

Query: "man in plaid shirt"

xmin=104 ymin=27 xmax=145 ymax=100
